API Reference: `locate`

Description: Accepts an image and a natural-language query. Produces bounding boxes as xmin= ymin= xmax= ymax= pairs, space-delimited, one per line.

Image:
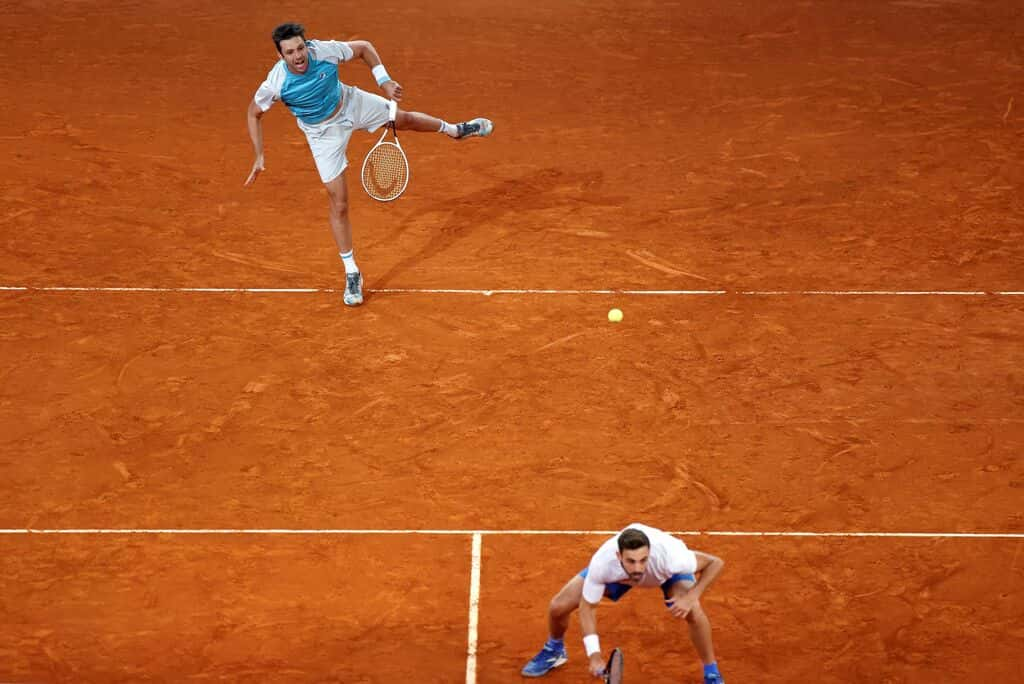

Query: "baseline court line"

xmin=2 ymin=285 xmax=1023 ymax=296
xmin=1 ymin=529 xmax=1021 ymax=538
xmin=465 ymin=533 xmax=482 ymax=684
xmin=741 ymin=290 xmax=990 ymax=296
xmin=0 ymin=286 xmax=323 ymax=293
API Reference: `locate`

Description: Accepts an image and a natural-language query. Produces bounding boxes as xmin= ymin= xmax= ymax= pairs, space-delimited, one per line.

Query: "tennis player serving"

xmin=522 ymin=524 xmax=726 ymax=683
xmin=244 ymin=22 xmax=493 ymax=306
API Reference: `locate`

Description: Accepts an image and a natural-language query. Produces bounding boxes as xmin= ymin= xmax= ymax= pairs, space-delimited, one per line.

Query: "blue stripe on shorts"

xmin=578 ymin=567 xmax=633 ymax=602
xmin=661 ymin=572 xmax=697 ymax=603
xmin=579 ymin=569 xmax=696 ymax=602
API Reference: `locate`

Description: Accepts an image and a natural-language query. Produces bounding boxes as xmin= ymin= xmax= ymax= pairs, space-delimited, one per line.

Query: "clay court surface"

xmin=2 ymin=0 xmax=1023 ymax=682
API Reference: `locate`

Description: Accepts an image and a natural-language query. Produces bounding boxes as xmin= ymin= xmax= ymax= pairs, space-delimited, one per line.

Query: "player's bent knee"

xmin=548 ymin=595 xmax=574 ymax=616
xmin=549 ymin=587 xmax=582 ymax=616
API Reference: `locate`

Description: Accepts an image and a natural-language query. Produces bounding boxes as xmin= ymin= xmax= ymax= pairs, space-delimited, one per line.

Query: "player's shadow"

xmin=369 ymin=167 xmax=626 ymax=288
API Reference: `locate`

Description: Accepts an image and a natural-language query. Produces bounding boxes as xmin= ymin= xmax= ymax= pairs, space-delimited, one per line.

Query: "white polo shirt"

xmin=582 ymin=523 xmax=698 ymax=604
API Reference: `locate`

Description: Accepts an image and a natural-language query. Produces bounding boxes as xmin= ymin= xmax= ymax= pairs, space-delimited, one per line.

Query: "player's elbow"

xmin=247 ymin=100 xmax=264 ymax=119
xmin=349 ymin=40 xmax=374 ymax=60
xmin=696 ymin=551 xmax=724 ymax=573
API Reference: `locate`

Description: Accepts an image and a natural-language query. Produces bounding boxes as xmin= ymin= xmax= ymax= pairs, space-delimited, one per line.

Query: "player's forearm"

xmin=689 ymin=555 xmax=725 ymax=599
xmin=247 ymin=104 xmax=265 ymax=157
xmin=578 ymin=601 xmax=599 ymax=636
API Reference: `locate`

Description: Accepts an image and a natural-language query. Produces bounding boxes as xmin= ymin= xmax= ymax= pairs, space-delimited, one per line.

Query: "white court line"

xmin=465 ymin=533 xmax=482 ymax=684
xmin=1 ymin=285 xmax=1023 ymax=296
xmin=0 ymin=286 xmax=324 ymax=293
xmin=0 ymin=529 xmax=1021 ymax=538
xmin=741 ymin=290 xmax=990 ymax=296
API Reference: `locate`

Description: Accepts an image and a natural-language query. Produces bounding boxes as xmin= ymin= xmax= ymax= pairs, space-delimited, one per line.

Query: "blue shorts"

xmin=579 ymin=568 xmax=696 ymax=603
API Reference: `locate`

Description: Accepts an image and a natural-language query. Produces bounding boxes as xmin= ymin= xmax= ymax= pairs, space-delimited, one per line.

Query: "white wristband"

xmin=583 ymin=634 xmax=601 ymax=656
xmin=372 ymin=64 xmax=391 ymax=86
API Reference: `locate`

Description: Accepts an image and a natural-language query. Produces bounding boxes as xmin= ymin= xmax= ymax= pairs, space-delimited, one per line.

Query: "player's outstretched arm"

xmin=347 ymin=40 xmax=403 ymax=102
xmin=578 ymin=599 xmax=606 ymax=677
xmin=244 ymin=99 xmax=266 ymax=186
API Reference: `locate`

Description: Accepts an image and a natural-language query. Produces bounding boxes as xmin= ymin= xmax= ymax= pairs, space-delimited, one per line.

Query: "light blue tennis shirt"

xmin=253 ymin=40 xmax=355 ymax=124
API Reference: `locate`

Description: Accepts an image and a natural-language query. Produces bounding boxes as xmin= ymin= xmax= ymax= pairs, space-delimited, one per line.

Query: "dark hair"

xmin=617 ymin=528 xmax=650 ymax=553
xmin=272 ymin=23 xmax=306 ymax=51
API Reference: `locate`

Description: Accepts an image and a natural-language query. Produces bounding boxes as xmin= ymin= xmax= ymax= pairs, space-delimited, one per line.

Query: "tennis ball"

xmin=608 ymin=308 xmax=624 ymax=323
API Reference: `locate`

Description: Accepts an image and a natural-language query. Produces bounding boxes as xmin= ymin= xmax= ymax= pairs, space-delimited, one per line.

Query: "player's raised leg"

xmin=394 ymin=109 xmax=494 ymax=139
xmin=323 ymin=171 xmax=363 ymax=306
xmin=521 ymin=574 xmax=583 ymax=677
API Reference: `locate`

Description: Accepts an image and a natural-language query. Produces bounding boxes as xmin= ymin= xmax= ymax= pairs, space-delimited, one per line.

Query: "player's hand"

xmin=382 ymin=80 xmax=403 ymax=101
xmin=666 ymin=594 xmax=698 ymax=619
xmin=588 ymin=652 xmax=606 ymax=678
xmin=244 ymin=155 xmax=265 ymax=187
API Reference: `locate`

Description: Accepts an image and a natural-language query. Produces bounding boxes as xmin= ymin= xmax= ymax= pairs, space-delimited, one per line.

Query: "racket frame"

xmin=360 ymin=100 xmax=410 ymax=202
xmin=603 ymin=647 xmax=624 ymax=684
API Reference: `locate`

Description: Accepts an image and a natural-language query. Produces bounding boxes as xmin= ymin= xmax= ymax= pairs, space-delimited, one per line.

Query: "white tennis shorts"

xmin=296 ymin=84 xmax=392 ymax=183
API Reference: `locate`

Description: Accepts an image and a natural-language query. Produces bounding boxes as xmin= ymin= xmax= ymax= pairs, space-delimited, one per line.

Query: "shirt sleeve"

xmin=581 ymin=549 xmax=612 ymax=604
xmin=581 ymin=572 xmax=606 ymax=604
xmin=666 ymin=539 xmax=698 ymax=576
xmin=308 ymin=39 xmax=355 ymax=64
xmin=253 ymin=62 xmax=285 ymax=112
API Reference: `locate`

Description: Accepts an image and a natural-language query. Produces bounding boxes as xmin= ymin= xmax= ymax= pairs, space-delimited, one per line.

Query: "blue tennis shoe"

xmin=521 ymin=643 xmax=567 ymax=677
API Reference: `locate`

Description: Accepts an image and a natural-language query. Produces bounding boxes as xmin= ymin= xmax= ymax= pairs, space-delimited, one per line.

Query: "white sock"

xmin=438 ymin=120 xmax=459 ymax=138
xmin=340 ymin=250 xmax=359 ymax=275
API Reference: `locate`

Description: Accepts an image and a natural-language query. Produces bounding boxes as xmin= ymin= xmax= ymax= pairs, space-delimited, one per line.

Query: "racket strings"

xmin=362 ymin=142 xmax=408 ymax=201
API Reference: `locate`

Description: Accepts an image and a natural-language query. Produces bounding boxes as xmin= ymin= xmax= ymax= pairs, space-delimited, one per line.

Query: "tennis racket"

xmin=360 ymin=101 xmax=409 ymax=202
xmin=604 ymin=647 xmax=624 ymax=684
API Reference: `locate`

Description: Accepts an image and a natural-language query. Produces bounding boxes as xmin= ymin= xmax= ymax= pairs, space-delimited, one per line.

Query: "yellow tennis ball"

xmin=608 ymin=308 xmax=624 ymax=323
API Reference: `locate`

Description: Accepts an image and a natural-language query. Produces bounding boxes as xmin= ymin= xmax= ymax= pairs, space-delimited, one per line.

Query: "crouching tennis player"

xmin=244 ymin=22 xmax=493 ymax=306
xmin=522 ymin=523 xmax=726 ymax=683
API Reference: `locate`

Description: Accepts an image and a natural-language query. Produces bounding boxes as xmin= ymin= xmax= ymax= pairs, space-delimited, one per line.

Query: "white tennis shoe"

xmin=456 ymin=118 xmax=493 ymax=139
xmin=343 ymin=272 xmax=364 ymax=306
